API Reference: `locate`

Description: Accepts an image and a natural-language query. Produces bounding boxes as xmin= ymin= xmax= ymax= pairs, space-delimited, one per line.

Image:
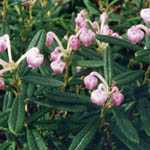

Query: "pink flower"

xmin=50 ymin=59 xmax=66 ymax=75
xmin=92 ymin=21 xmax=99 ymax=32
xmin=112 ymin=32 xmax=121 ymax=38
xmin=0 ymin=36 xmax=7 ymax=53
xmin=140 ymin=8 xmax=150 ymax=24
xmin=127 ymin=26 xmax=144 ymax=44
xmin=90 ymin=88 xmax=108 ymax=106
xmin=0 ymin=78 xmax=5 ymax=90
xmin=46 ymin=32 xmax=55 ymax=47
xmin=26 ymin=47 xmax=44 ymax=69
xmin=70 ymin=35 xmax=80 ymax=50
xmin=111 ymin=86 xmax=124 ymax=106
xmin=84 ymin=74 xmax=98 ymax=90
xmin=75 ymin=14 xmax=87 ymax=29
xmin=79 ymin=28 xmax=95 ymax=47
xmin=50 ymin=47 xmax=61 ymax=61
xmin=101 ymin=25 xmax=113 ymax=35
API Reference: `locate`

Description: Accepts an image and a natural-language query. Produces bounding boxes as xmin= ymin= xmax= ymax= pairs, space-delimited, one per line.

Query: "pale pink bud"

xmin=111 ymin=86 xmax=124 ymax=106
xmin=80 ymin=10 xmax=88 ymax=18
xmin=91 ymin=88 xmax=108 ymax=106
xmin=50 ymin=47 xmax=61 ymax=61
xmin=70 ymin=35 xmax=80 ymax=50
xmin=46 ymin=32 xmax=55 ymax=47
xmin=79 ymin=28 xmax=95 ymax=47
xmin=26 ymin=47 xmax=44 ymax=69
xmin=75 ymin=14 xmax=87 ymax=29
xmin=140 ymin=8 xmax=150 ymax=24
xmin=127 ymin=26 xmax=144 ymax=44
xmin=50 ymin=59 xmax=66 ymax=75
xmin=84 ymin=74 xmax=98 ymax=90
xmin=0 ymin=78 xmax=5 ymax=90
xmin=112 ymin=32 xmax=120 ymax=38
xmin=0 ymin=36 xmax=7 ymax=53
xmin=112 ymin=92 xmax=124 ymax=106
xmin=92 ymin=21 xmax=99 ymax=32
xmin=101 ymin=25 xmax=113 ymax=35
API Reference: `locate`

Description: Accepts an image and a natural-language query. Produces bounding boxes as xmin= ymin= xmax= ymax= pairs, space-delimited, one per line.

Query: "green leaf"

xmin=45 ymin=91 xmax=90 ymax=104
xmin=26 ymin=128 xmax=48 ymax=150
xmin=69 ymin=118 xmax=98 ymax=150
xmin=28 ymin=30 xmax=45 ymax=50
xmin=104 ymin=47 xmax=112 ymax=85
xmin=8 ymin=95 xmax=25 ymax=134
xmin=0 ymin=111 xmax=10 ymax=129
xmin=29 ymin=99 xmax=87 ymax=112
xmin=3 ymin=91 xmax=13 ymax=111
xmin=112 ymin=123 xmax=140 ymax=150
xmin=75 ymin=60 xmax=103 ymax=68
xmin=135 ymin=49 xmax=150 ymax=63
xmin=96 ymin=35 xmax=142 ymax=51
xmin=23 ymin=75 xmax=63 ymax=87
xmin=138 ymin=98 xmax=150 ymax=136
xmin=112 ymin=109 xmax=139 ymax=144
xmin=27 ymin=84 xmax=35 ymax=98
xmin=83 ymin=0 xmax=99 ymax=15
xmin=113 ymin=70 xmax=143 ymax=85
xmin=0 ymin=141 xmax=16 ymax=150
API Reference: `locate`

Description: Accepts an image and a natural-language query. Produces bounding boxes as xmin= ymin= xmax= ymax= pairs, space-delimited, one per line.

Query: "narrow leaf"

xmin=8 ymin=95 xmax=25 ymax=134
xmin=23 ymin=75 xmax=63 ymax=87
xmin=138 ymin=98 xmax=150 ymax=136
xmin=26 ymin=128 xmax=48 ymax=150
xmin=96 ymin=35 xmax=142 ymax=51
xmin=112 ymin=109 xmax=139 ymax=144
xmin=104 ymin=47 xmax=112 ymax=85
xmin=69 ymin=118 xmax=98 ymax=150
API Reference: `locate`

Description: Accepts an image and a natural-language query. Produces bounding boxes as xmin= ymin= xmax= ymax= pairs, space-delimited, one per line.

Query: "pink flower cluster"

xmin=46 ymin=32 xmax=66 ymax=75
xmin=127 ymin=8 xmax=150 ymax=44
xmin=84 ymin=72 xmax=124 ymax=107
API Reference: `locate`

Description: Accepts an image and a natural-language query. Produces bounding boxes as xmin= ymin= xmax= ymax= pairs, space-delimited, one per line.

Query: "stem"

xmin=16 ymin=52 xmax=28 ymax=66
xmin=66 ymin=36 xmax=72 ymax=51
xmin=4 ymin=34 xmax=13 ymax=63
xmin=90 ymin=71 xmax=109 ymax=92
xmin=53 ymin=33 xmax=65 ymax=51
xmin=0 ymin=67 xmax=12 ymax=76
xmin=0 ymin=59 xmax=8 ymax=67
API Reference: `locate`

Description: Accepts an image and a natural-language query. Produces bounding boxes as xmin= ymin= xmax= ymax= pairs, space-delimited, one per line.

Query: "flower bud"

xmin=75 ymin=14 xmax=87 ymax=29
xmin=70 ymin=35 xmax=80 ymax=50
xmin=92 ymin=21 xmax=99 ymax=32
xmin=112 ymin=32 xmax=121 ymax=38
xmin=101 ymin=25 xmax=113 ymax=35
xmin=140 ymin=8 xmax=150 ymax=24
xmin=26 ymin=47 xmax=44 ymax=69
xmin=0 ymin=36 xmax=7 ymax=53
xmin=112 ymin=91 xmax=124 ymax=106
xmin=0 ymin=78 xmax=5 ymax=90
xmin=46 ymin=32 xmax=55 ymax=47
xmin=111 ymin=86 xmax=124 ymax=106
xmin=50 ymin=59 xmax=66 ymax=75
xmin=127 ymin=26 xmax=144 ymax=44
xmin=50 ymin=47 xmax=61 ymax=61
xmin=79 ymin=28 xmax=95 ymax=47
xmin=84 ymin=74 xmax=98 ymax=90
xmin=90 ymin=88 xmax=108 ymax=106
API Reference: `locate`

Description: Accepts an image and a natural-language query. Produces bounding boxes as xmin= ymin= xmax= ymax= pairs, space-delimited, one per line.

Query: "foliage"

xmin=0 ymin=0 xmax=149 ymax=150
